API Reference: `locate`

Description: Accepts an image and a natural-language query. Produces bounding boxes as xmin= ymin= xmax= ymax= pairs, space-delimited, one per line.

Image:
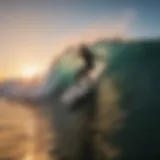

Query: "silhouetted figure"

xmin=76 ymin=44 xmax=95 ymax=80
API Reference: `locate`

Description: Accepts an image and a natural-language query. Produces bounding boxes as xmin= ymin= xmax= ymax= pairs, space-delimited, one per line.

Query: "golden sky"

xmin=1 ymin=0 xmax=158 ymax=80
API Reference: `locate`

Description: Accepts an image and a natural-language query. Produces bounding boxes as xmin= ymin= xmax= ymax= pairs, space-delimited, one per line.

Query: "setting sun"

xmin=21 ymin=67 xmax=38 ymax=79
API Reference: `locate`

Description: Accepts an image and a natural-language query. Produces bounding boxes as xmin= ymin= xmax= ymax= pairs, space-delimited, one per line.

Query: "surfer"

xmin=76 ymin=44 xmax=95 ymax=80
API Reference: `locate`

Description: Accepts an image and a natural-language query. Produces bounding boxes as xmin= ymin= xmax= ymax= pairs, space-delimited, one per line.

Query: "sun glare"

xmin=22 ymin=67 xmax=38 ymax=79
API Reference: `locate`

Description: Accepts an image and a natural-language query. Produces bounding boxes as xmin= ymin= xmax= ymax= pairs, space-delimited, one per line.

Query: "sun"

xmin=21 ymin=67 xmax=38 ymax=79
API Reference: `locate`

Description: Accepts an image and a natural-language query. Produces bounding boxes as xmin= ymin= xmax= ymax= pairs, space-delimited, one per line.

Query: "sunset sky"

xmin=0 ymin=0 xmax=159 ymax=79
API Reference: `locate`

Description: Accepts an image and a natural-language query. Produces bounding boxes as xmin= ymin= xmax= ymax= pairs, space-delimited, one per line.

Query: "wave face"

xmin=96 ymin=40 xmax=160 ymax=160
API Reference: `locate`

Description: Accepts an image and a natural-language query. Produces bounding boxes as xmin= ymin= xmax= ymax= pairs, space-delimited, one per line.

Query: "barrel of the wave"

xmin=52 ymin=45 xmax=106 ymax=160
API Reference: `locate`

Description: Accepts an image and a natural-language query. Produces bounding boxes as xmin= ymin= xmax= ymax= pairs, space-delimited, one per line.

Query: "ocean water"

xmin=0 ymin=98 xmax=54 ymax=160
xmin=1 ymin=40 xmax=160 ymax=160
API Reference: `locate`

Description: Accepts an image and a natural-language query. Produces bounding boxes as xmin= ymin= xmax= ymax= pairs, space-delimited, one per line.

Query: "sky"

xmin=0 ymin=0 xmax=160 ymax=79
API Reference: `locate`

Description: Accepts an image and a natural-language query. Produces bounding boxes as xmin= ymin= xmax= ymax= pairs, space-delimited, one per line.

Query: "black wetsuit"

xmin=76 ymin=45 xmax=95 ymax=80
